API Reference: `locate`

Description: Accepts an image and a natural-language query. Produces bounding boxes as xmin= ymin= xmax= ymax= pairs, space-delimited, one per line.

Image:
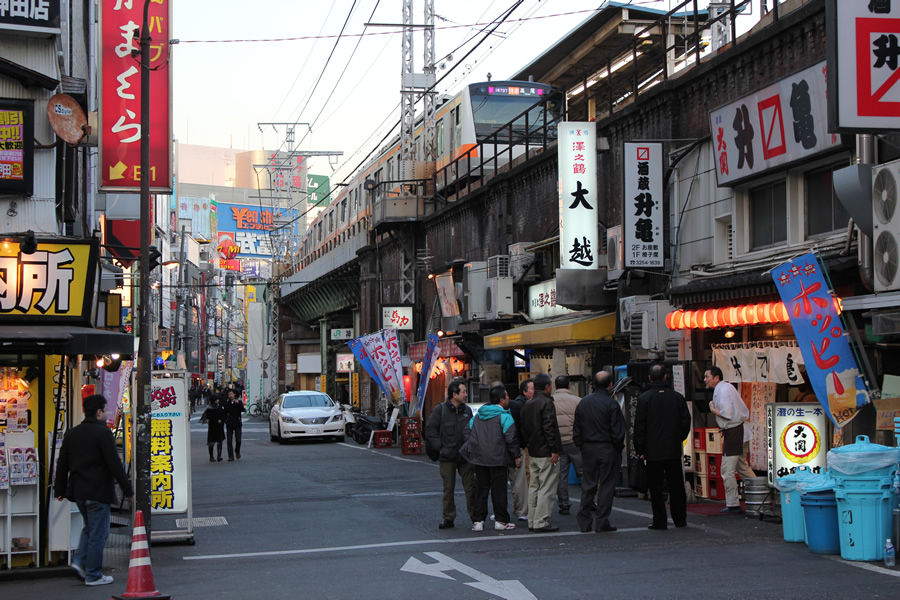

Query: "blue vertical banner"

xmin=771 ymin=253 xmax=870 ymax=427
xmin=414 ymin=333 xmax=440 ymax=416
xmin=347 ymin=338 xmax=389 ymax=399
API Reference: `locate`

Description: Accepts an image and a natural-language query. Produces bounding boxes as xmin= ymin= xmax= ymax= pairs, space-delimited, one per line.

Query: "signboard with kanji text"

xmin=0 ymin=99 xmax=34 ymax=196
xmin=0 ymin=0 xmax=60 ymax=35
xmin=623 ymin=142 xmax=663 ymax=267
xmin=558 ymin=122 xmax=599 ymax=270
xmin=150 ymin=376 xmax=189 ymax=513
xmin=382 ymin=306 xmax=413 ymax=330
xmin=827 ymin=0 xmax=900 ymax=131
xmin=766 ymin=402 xmax=828 ymax=486
xmin=99 ymin=0 xmax=172 ymax=192
xmin=710 ymin=61 xmax=840 ymax=186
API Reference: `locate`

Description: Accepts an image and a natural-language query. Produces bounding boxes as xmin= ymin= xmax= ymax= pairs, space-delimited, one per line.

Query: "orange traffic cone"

xmin=112 ymin=510 xmax=172 ymax=600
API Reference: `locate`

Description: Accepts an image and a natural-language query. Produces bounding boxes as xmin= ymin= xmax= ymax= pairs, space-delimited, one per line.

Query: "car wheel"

xmin=354 ymin=427 xmax=369 ymax=445
xmin=277 ymin=423 xmax=285 ymax=444
xmin=269 ymin=422 xmax=277 ymax=442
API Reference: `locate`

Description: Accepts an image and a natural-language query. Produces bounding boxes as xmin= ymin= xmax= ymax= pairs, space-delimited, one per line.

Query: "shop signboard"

xmin=331 ymin=328 xmax=354 ymax=340
xmin=527 ymin=278 xmax=573 ymax=320
xmin=766 ymin=402 xmax=828 ymax=486
xmin=150 ymin=376 xmax=189 ymax=513
xmin=0 ymin=238 xmax=99 ymax=325
xmin=99 ymin=0 xmax=172 ymax=192
xmin=433 ymin=271 xmax=459 ymax=317
xmin=382 ymin=306 xmax=413 ymax=330
xmin=0 ymin=0 xmax=60 ymax=34
xmin=771 ymin=253 xmax=871 ymax=427
xmin=215 ymin=202 xmax=299 ymax=258
xmin=0 ymin=99 xmax=34 ymax=196
xmin=623 ymin=142 xmax=663 ymax=267
xmin=827 ymin=0 xmax=900 ymax=131
xmin=558 ymin=122 xmax=599 ymax=270
xmin=709 ymin=60 xmax=840 ymax=187
xmin=336 ymin=353 xmax=354 ymax=373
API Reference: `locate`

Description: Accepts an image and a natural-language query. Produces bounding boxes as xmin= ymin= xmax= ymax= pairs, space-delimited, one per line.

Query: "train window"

xmin=341 ymin=199 xmax=347 ymax=223
xmin=387 ymin=158 xmax=393 ymax=184
xmin=437 ymin=119 xmax=445 ymax=155
xmin=374 ymin=169 xmax=382 ymax=199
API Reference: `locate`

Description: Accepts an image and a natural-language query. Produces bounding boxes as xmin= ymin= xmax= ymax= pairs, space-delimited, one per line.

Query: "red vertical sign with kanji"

xmin=100 ymin=0 xmax=171 ymax=192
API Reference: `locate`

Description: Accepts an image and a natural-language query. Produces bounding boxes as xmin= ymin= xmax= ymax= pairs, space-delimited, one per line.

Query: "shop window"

xmin=805 ymin=166 xmax=851 ymax=237
xmin=749 ymin=180 xmax=787 ymax=250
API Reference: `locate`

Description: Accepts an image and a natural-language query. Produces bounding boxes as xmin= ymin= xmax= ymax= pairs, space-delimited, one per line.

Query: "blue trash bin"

xmin=801 ymin=491 xmax=841 ymax=554
xmin=827 ymin=435 xmax=900 ymax=560
xmin=775 ymin=467 xmax=819 ymax=543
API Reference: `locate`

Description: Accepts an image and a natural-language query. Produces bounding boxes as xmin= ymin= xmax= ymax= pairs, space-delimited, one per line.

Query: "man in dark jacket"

xmin=634 ymin=364 xmax=692 ymax=530
xmin=506 ymin=378 xmax=533 ymax=522
xmin=202 ymin=396 xmax=226 ymax=462
xmin=424 ymin=379 xmax=477 ymax=530
xmin=54 ymin=394 xmax=133 ymax=586
xmin=224 ymin=390 xmax=246 ymax=461
xmin=519 ymin=373 xmax=562 ymax=532
xmin=461 ymin=385 xmax=522 ymax=531
xmin=573 ymin=371 xmax=625 ymax=533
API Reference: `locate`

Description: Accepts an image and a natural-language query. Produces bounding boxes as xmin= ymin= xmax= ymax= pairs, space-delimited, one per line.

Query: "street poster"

xmin=150 ymin=376 xmax=189 ymax=514
xmin=771 ymin=253 xmax=871 ymax=427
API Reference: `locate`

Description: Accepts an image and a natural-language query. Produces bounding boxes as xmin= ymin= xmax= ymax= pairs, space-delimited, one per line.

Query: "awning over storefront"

xmin=0 ymin=325 xmax=134 ymax=355
xmin=483 ymin=312 xmax=616 ymax=350
xmin=409 ymin=337 xmax=465 ymax=361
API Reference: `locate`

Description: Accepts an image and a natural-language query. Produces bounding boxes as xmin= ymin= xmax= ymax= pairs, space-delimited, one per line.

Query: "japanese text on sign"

xmin=766 ymin=402 xmax=827 ymax=484
xmin=771 ymin=253 xmax=870 ymax=427
xmin=150 ymin=418 xmax=174 ymax=510
xmin=710 ymin=60 xmax=839 ymax=186
xmin=150 ymin=377 xmax=189 ymax=514
xmin=0 ymin=109 xmax=24 ymax=181
xmin=623 ymin=142 xmax=663 ymax=267
xmin=382 ymin=306 xmax=413 ymax=330
xmin=558 ymin=122 xmax=598 ymax=270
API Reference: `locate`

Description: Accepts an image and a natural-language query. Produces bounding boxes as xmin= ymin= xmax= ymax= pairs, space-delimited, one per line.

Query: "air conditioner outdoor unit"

xmin=607 ymin=225 xmax=624 ymax=279
xmin=629 ymin=299 xmax=674 ymax=359
xmin=485 ymin=276 xmax=513 ymax=319
xmin=463 ymin=261 xmax=487 ymax=321
xmin=872 ymin=158 xmax=900 ymax=292
xmin=618 ymin=295 xmax=650 ymax=334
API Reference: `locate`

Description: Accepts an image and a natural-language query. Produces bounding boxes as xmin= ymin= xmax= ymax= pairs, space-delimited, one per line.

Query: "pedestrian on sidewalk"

xmin=552 ymin=375 xmax=583 ymax=515
xmin=519 ymin=373 xmax=562 ymax=533
xmin=461 ymin=385 xmax=522 ymax=531
xmin=506 ymin=378 xmax=533 ymax=522
xmin=705 ymin=365 xmax=755 ymax=513
xmin=202 ymin=395 xmax=226 ymax=462
xmin=574 ymin=371 xmax=625 ymax=533
xmin=54 ymin=394 xmax=134 ymax=586
xmin=224 ymin=390 xmax=246 ymax=461
xmin=634 ymin=364 xmax=692 ymax=530
xmin=424 ymin=379 xmax=477 ymax=530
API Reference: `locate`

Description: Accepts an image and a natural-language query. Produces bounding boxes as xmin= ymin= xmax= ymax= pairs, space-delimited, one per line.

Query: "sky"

xmin=170 ymin=1 xmax=750 ymax=184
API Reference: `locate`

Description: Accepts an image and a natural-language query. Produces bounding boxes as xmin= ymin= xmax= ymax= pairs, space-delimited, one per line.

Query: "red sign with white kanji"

xmin=100 ymin=0 xmax=171 ymax=192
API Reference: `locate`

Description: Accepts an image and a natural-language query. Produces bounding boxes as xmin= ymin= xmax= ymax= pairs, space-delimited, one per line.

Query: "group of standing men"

xmin=425 ymin=371 xmax=628 ymax=534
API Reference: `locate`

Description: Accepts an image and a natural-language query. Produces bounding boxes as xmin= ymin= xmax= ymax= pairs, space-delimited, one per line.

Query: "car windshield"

xmin=283 ymin=394 xmax=333 ymax=409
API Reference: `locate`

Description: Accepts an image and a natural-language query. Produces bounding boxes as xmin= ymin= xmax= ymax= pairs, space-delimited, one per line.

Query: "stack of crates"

xmin=693 ymin=427 xmax=725 ymax=500
xmin=399 ymin=417 xmax=422 ymax=455
xmin=373 ymin=430 xmax=393 ymax=448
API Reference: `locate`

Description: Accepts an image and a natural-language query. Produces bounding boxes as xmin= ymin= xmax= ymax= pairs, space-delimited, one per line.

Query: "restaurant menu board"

xmin=8 ymin=444 xmax=37 ymax=486
xmin=0 ymin=436 xmax=8 ymax=490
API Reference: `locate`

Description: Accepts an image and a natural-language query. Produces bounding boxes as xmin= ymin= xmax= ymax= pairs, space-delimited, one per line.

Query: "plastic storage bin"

xmin=801 ymin=491 xmax=841 ymax=554
xmin=775 ymin=467 xmax=820 ymax=543
xmin=834 ymin=487 xmax=897 ymax=561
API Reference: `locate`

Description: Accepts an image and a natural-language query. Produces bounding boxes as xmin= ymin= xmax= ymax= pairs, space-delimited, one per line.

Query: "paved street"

xmin=6 ymin=415 xmax=900 ymax=599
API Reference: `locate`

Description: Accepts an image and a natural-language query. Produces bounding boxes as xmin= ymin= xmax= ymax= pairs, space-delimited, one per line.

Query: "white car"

xmin=269 ymin=391 xmax=345 ymax=443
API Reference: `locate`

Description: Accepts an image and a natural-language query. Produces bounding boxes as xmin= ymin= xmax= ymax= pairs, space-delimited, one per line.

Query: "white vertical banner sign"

xmin=381 ymin=328 xmax=407 ymax=403
xmin=150 ymin=376 xmax=190 ymax=514
xmin=558 ymin=122 xmax=599 ymax=269
xmin=360 ymin=332 xmax=404 ymax=405
xmin=623 ymin=142 xmax=663 ymax=267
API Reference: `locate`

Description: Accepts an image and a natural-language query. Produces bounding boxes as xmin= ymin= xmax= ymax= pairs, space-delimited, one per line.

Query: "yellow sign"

xmin=0 ymin=239 xmax=97 ymax=322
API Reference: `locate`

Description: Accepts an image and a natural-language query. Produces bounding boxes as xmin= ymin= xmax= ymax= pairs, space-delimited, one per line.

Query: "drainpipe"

xmin=857 ymin=135 xmax=875 ymax=292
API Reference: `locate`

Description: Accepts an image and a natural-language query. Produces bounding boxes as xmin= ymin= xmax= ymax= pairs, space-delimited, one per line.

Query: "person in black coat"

xmin=573 ymin=371 xmax=625 ymax=533
xmin=519 ymin=373 xmax=563 ymax=532
xmin=634 ymin=364 xmax=693 ymax=529
xmin=202 ymin=396 xmax=226 ymax=462
xmin=54 ymin=394 xmax=133 ymax=585
xmin=223 ymin=390 xmax=246 ymax=461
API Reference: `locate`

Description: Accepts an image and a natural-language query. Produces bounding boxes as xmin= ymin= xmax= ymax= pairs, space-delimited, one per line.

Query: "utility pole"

xmin=172 ymin=225 xmax=186 ymax=366
xmin=136 ymin=0 xmax=153 ymax=534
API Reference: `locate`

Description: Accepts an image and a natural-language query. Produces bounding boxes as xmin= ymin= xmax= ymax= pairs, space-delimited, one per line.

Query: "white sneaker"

xmin=85 ymin=575 xmax=114 ymax=586
xmin=517 ymin=515 xmax=529 ymax=521
xmin=471 ymin=521 xmax=484 ymax=531
xmin=494 ymin=521 xmax=516 ymax=530
xmin=71 ymin=561 xmax=85 ymax=579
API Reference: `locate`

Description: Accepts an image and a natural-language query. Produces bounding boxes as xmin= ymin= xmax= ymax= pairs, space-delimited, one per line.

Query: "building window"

xmin=806 ymin=165 xmax=851 ymax=237
xmin=750 ymin=180 xmax=787 ymax=249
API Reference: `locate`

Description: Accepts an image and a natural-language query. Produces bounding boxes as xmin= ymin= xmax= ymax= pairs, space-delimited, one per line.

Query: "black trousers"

xmin=473 ymin=465 xmax=511 ymax=524
xmin=208 ymin=441 xmax=222 ymax=459
xmin=226 ymin=424 xmax=242 ymax=459
xmin=577 ymin=443 xmax=621 ymax=531
xmin=646 ymin=457 xmax=687 ymax=528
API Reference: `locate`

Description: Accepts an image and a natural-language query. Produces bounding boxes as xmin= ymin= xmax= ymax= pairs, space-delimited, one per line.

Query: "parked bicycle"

xmin=247 ymin=394 xmax=276 ymax=417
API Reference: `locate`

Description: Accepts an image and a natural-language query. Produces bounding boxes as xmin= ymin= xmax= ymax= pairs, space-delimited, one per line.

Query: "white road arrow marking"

xmin=401 ymin=551 xmax=537 ymax=600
